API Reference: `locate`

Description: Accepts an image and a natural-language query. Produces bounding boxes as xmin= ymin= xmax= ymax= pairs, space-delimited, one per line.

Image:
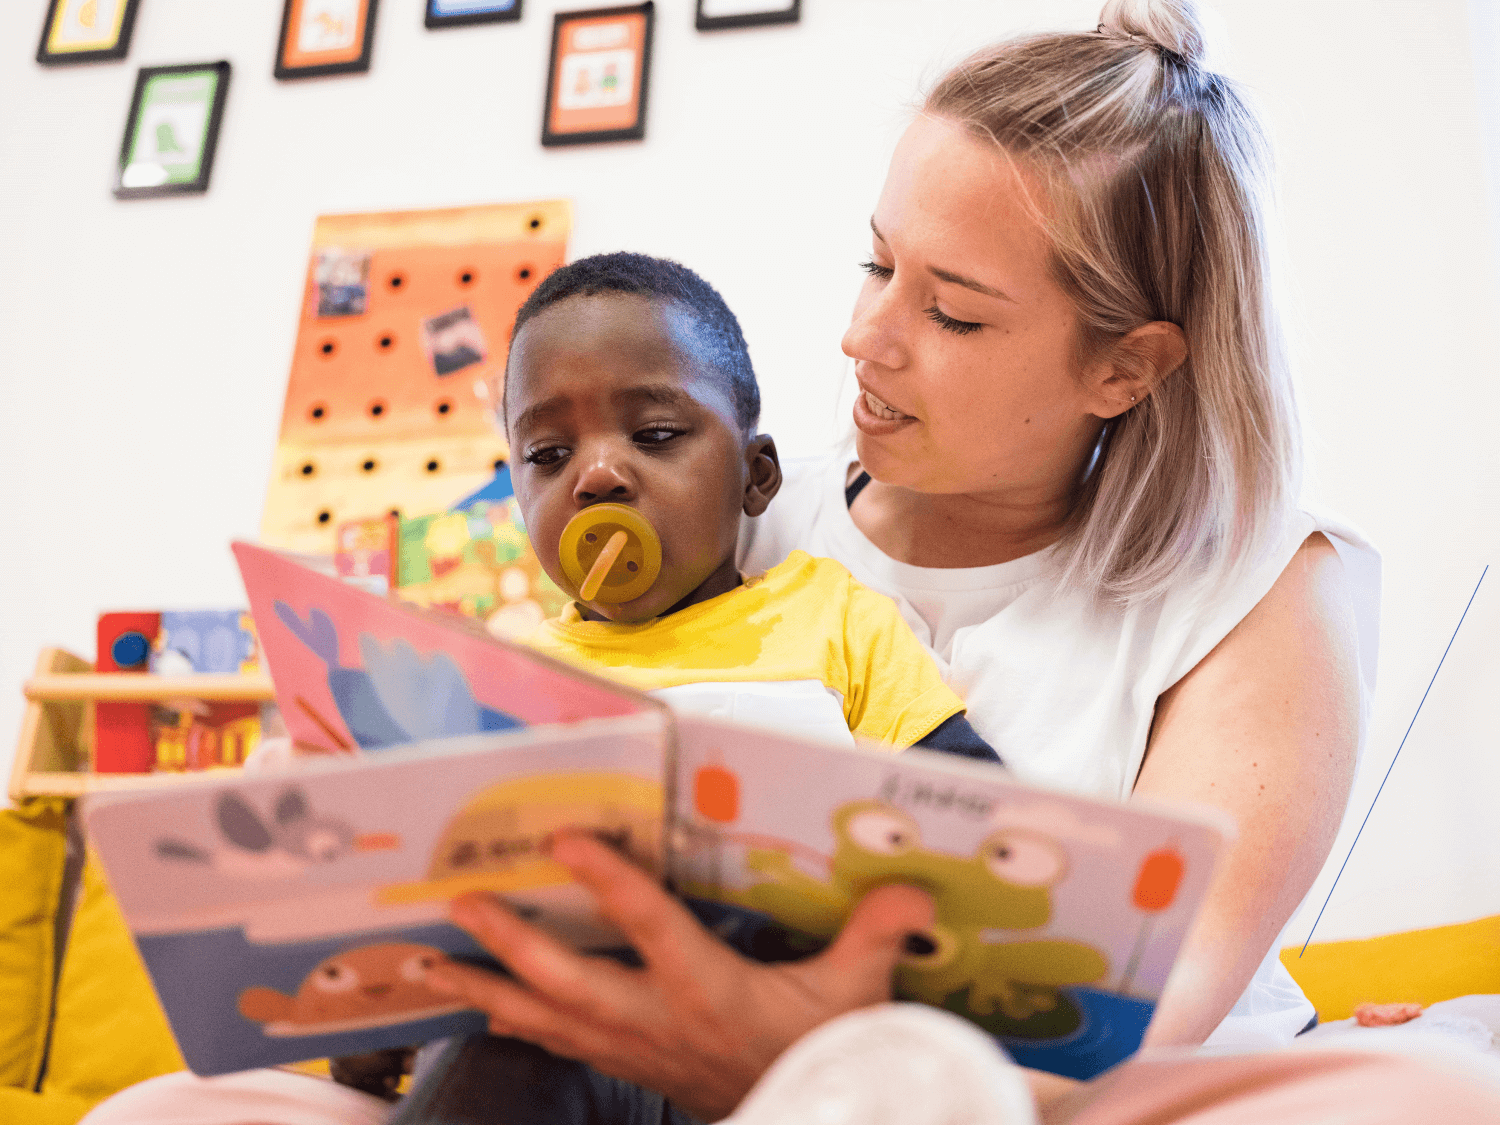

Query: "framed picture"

xmin=695 ymin=0 xmax=798 ymax=32
xmin=36 ymin=0 xmax=142 ymax=65
xmin=542 ymin=2 xmax=654 ymax=148
xmin=114 ymin=62 xmax=232 ymax=200
xmin=275 ymin=0 xmax=380 ymax=80
xmin=425 ymin=0 xmax=521 ymax=29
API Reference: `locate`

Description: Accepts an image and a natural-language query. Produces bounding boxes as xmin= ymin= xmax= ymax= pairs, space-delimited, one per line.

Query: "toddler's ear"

xmin=743 ymin=435 xmax=782 ymax=517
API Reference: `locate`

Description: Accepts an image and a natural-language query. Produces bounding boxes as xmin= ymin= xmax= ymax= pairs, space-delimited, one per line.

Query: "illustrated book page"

xmin=84 ymin=716 xmax=668 ymax=1075
xmin=670 ymin=715 xmax=1230 ymax=1079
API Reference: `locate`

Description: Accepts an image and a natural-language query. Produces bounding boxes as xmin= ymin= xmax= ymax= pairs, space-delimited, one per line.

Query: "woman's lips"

xmin=853 ymin=388 xmax=918 ymax=435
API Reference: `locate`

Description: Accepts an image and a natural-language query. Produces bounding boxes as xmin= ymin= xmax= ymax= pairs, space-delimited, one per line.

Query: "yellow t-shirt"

xmin=525 ymin=550 xmax=965 ymax=748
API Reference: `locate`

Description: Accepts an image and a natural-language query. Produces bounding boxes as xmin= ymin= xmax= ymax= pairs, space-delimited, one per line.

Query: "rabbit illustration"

xmin=272 ymin=603 xmax=410 ymax=750
xmin=272 ymin=600 xmax=522 ymax=751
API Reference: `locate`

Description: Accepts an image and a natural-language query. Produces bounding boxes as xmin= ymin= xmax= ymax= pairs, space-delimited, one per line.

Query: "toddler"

xmin=505 ymin=251 xmax=996 ymax=761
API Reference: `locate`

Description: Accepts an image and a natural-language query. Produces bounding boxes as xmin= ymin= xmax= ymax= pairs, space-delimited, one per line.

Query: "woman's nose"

xmin=841 ymin=279 xmax=904 ymax=370
xmin=572 ymin=449 xmax=635 ymax=506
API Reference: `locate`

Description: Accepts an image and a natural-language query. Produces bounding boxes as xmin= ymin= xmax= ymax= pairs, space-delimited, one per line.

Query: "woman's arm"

xmin=1135 ymin=532 xmax=1361 ymax=1046
xmin=423 ymin=834 xmax=935 ymax=1122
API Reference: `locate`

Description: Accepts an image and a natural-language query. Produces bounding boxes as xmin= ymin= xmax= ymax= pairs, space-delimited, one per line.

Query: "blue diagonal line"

xmin=1299 ymin=564 xmax=1488 ymax=955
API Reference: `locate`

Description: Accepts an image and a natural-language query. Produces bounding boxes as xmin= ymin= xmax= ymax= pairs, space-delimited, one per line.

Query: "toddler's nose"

xmin=572 ymin=454 xmax=634 ymax=506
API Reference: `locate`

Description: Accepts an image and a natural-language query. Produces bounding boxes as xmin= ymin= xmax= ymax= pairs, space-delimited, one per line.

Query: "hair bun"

xmin=1098 ymin=0 xmax=1206 ymax=67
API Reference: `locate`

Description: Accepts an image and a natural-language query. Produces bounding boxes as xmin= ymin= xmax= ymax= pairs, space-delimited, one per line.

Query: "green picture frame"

xmin=114 ymin=62 xmax=233 ymax=200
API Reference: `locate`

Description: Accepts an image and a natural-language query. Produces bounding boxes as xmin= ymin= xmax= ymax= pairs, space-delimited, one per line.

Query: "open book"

xmin=83 ymin=543 xmax=1230 ymax=1080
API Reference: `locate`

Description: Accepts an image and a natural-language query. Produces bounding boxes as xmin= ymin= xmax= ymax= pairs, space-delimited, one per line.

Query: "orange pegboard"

xmin=262 ymin=201 xmax=571 ymax=555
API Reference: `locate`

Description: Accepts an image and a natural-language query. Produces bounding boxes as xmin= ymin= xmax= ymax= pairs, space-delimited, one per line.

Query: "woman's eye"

xmin=522 ymin=445 xmax=567 ymax=466
xmin=924 ymin=306 xmax=983 ymax=337
xmin=859 ymin=259 xmax=894 ymax=281
xmin=633 ymin=427 xmax=683 ymax=447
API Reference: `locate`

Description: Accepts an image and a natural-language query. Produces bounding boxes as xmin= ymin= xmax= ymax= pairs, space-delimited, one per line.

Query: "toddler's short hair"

xmin=507 ymin=252 xmax=760 ymax=430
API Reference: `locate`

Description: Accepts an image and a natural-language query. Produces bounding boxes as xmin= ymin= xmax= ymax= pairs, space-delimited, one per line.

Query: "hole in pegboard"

xmin=457 ymin=268 xmax=476 ymax=286
xmin=492 ymin=458 xmax=505 ymax=471
xmin=426 ymin=459 xmax=441 ymax=473
xmin=517 ymin=265 xmax=534 ymax=282
xmin=317 ymin=510 xmax=332 ymax=525
xmin=309 ymin=403 xmax=328 ymax=421
xmin=389 ymin=508 xmax=400 ymax=519
xmin=318 ymin=339 xmax=338 ymax=358
xmin=300 ymin=462 xmax=316 ymax=477
xmin=528 ymin=215 xmax=543 ymax=231
xmin=361 ymin=459 xmax=377 ymax=473
xmin=377 ymin=332 xmax=396 ymax=350
xmin=435 ymin=399 xmax=452 ymax=416
xmin=369 ymin=400 xmax=386 ymax=418
xmin=388 ymin=273 xmax=405 ymax=290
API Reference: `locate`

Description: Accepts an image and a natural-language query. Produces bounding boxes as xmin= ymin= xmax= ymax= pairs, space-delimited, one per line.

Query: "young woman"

xmin=409 ymin=0 xmax=1380 ymax=1119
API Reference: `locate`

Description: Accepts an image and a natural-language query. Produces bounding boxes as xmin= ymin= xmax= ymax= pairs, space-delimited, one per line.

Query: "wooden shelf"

xmin=11 ymin=649 xmax=270 ymax=802
xmin=24 ymin=673 xmax=275 ymax=703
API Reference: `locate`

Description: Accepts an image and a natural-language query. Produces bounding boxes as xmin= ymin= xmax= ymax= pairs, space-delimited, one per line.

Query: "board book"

xmin=83 ymin=543 xmax=1231 ymax=1080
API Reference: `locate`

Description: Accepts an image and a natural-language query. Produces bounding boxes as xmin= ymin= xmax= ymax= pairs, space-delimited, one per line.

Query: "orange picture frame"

xmin=275 ymin=0 xmax=380 ymax=80
xmin=541 ymin=3 xmax=654 ymax=147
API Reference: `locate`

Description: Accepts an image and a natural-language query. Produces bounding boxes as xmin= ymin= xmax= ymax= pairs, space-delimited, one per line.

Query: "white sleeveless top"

xmin=737 ymin=448 xmax=1382 ymax=1050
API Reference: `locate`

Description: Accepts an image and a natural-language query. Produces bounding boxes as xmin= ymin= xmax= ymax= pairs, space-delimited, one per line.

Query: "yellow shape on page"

xmin=376 ymin=772 xmax=663 ymax=904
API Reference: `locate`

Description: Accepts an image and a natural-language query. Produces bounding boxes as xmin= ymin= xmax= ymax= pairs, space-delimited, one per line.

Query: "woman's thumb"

xmin=814 ymin=884 xmax=936 ymax=1005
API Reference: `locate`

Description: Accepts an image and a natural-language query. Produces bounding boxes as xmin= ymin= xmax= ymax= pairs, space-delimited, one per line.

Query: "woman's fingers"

xmin=795 ymin=883 xmax=935 ymax=1008
xmin=441 ymin=890 xmax=655 ymax=1032
xmin=548 ymin=830 xmax=721 ymax=973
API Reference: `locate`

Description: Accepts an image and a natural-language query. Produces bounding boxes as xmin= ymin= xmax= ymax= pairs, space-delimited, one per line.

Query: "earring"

xmin=1130 ymin=395 xmax=1137 ymax=402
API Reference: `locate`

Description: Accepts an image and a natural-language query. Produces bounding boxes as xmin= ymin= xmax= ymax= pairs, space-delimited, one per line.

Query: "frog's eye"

xmin=978 ymin=831 xmax=1066 ymax=887
xmin=844 ymin=807 xmax=921 ymax=855
xmin=312 ymin=960 xmax=361 ymax=993
xmin=400 ymin=951 xmax=441 ymax=983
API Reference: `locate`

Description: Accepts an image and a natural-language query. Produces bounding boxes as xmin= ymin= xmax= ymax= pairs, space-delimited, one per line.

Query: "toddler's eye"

xmin=633 ymin=427 xmax=683 ymax=447
xmin=859 ymin=259 xmax=894 ymax=281
xmin=522 ymin=445 xmax=567 ymax=466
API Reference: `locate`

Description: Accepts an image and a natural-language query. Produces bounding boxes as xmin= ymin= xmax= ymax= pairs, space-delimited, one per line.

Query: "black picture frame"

xmin=541 ymin=2 xmax=654 ymax=148
xmin=36 ymin=0 xmax=143 ymax=66
xmin=113 ymin=61 xmax=232 ymax=200
xmin=425 ymin=0 xmax=522 ymax=30
xmin=274 ymin=0 xmax=380 ymax=80
xmin=695 ymin=0 xmax=798 ymax=32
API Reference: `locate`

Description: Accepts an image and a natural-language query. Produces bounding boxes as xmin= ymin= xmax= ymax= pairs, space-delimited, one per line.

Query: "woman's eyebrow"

xmin=870 ymin=217 xmax=1015 ymax=303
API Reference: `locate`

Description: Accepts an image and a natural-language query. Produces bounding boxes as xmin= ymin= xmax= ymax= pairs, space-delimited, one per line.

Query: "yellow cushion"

xmin=0 ymin=1087 xmax=97 ymax=1125
xmin=0 ymin=799 xmax=69 ymax=1091
xmin=40 ymin=851 xmax=185 ymax=1104
xmin=1281 ymin=912 xmax=1500 ymax=1021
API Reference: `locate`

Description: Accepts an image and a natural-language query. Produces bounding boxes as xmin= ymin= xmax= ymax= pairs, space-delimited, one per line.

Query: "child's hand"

xmin=423 ymin=829 xmax=934 ymax=1121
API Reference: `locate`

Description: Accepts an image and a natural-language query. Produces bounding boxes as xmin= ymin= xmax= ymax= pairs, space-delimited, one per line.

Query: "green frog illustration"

xmin=721 ymin=799 xmax=1109 ymax=1038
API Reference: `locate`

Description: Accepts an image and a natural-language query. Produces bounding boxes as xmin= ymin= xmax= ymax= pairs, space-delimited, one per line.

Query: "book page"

xmin=669 ymin=715 xmax=1229 ymax=1079
xmin=234 ymin=541 xmax=656 ymax=756
xmin=84 ymin=714 xmax=666 ymax=1075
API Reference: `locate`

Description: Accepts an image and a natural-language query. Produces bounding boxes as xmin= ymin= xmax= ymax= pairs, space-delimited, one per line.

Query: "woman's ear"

xmin=1085 ymin=321 xmax=1188 ymax=418
xmin=743 ymin=435 xmax=782 ymax=517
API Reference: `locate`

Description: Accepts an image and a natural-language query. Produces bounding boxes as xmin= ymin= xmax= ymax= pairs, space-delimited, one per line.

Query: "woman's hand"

xmin=424 ymin=830 xmax=935 ymax=1122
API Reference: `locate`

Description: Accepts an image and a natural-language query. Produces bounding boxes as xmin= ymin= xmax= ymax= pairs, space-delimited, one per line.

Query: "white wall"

xmin=1 ymin=0 xmax=1496 ymax=945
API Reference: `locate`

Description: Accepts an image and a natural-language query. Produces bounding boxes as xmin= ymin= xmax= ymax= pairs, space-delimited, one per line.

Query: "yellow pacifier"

xmin=558 ymin=503 xmax=663 ymax=604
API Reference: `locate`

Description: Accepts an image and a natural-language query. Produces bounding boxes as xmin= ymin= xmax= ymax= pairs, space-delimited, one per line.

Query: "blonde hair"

xmin=926 ymin=0 xmax=1299 ymax=603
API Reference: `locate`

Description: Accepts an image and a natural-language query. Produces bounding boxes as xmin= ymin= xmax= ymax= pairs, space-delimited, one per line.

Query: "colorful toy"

xmin=260 ymin=201 xmax=571 ymax=556
xmin=94 ymin=611 xmax=161 ymax=773
xmin=395 ymin=496 xmax=567 ymax=636
xmin=335 ymin=515 xmax=399 ymax=595
xmin=153 ymin=610 xmax=260 ymax=675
